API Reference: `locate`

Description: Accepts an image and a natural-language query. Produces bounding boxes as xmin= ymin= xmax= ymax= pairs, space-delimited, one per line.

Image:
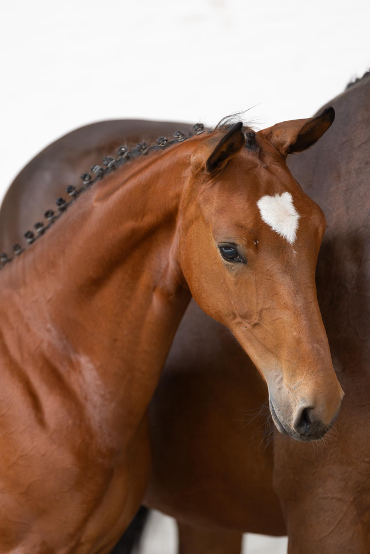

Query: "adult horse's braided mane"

xmin=0 ymin=119 xmax=256 ymax=268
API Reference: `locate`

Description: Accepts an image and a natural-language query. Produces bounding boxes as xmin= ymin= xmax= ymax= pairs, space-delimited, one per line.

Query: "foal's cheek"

xmin=183 ymin=261 xmax=232 ymax=325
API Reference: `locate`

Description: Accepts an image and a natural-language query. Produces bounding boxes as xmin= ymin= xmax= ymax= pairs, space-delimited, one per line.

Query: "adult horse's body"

xmin=274 ymin=75 xmax=370 ymax=552
xmin=147 ymin=74 xmax=370 ymax=553
xmin=0 ymin=114 xmax=341 ymax=552
xmin=116 ymin=75 xmax=370 ymax=554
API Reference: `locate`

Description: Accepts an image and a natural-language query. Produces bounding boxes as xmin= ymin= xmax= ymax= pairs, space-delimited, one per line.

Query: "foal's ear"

xmin=206 ymin=122 xmax=246 ymax=173
xmin=262 ymin=107 xmax=335 ymax=157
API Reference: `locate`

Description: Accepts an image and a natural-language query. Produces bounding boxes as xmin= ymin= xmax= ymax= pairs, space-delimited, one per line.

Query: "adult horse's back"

xmin=0 ymin=120 xmax=193 ymax=253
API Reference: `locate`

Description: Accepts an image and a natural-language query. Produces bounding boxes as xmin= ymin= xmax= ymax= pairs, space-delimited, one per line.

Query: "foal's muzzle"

xmin=269 ymin=399 xmax=341 ymax=442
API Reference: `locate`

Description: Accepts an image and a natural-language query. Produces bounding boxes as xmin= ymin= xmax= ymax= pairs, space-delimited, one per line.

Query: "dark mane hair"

xmin=1 ymin=118 xmax=256 ymax=267
xmin=346 ymin=68 xmax=370 ymax=90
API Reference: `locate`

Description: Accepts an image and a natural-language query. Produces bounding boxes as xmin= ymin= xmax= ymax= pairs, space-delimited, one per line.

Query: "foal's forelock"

xmin=0 ymin=120 xmax=256 ymax=271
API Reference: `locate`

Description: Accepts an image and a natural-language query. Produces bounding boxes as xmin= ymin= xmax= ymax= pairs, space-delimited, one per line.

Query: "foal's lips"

xmin=269 ymin=401 xmax=288 ymax=436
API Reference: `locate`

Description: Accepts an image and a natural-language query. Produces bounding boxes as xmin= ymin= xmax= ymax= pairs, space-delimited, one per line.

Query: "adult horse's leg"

xmin=177 ymin=521 xmax=243 ymax=554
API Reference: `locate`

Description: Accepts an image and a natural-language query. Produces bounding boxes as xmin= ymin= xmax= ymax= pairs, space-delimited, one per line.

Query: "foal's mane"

xmin=0 ymin=118 xmax=255 ymax=270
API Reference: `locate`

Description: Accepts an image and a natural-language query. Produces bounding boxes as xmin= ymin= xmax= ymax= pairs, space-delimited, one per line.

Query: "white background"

xmin=1 ymin=1 xmax=370 ymax=552
xmin=1 ymin=0 xmax=370 ymax=197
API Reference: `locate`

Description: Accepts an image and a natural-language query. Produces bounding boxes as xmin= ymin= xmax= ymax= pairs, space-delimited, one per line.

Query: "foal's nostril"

xmin=294 ymin=407 xmax=313 ymax=436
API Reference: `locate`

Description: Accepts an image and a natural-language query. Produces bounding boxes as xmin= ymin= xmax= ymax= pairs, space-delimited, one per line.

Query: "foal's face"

xmin=180 ymin=114 xmax=343 ymax=442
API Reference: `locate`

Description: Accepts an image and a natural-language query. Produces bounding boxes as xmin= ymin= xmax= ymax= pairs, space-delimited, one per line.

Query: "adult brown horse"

xmin=273 ymin=73 xmax=370 ymax=553
xmin=0 ymin=110 xmax=341 ymax=551
xmin=150 ymin=75 xmax=370 ymax=554
xmin=145 ymin=72 xmax=370 ymax=554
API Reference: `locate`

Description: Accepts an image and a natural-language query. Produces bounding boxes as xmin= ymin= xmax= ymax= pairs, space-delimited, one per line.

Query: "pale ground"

xmin=140 ymin=511 xmax=288 ymax=554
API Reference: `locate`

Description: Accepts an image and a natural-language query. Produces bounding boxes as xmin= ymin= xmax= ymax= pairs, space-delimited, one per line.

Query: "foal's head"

xmin=178 ymin=109 xmax=343 ymax=442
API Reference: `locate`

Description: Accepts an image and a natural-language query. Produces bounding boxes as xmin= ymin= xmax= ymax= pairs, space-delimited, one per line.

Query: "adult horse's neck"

xmin=0 ymin=144 xmax=192 ymax=441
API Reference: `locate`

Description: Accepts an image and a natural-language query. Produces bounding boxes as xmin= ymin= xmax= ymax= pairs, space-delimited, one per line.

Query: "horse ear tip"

xmin=205 ymin=160 xmax=214 ymax=174
xmin=229 ymin=121 xmax=245 ymax=143
xmin=322 ymin=106 xmax=335 ymax=122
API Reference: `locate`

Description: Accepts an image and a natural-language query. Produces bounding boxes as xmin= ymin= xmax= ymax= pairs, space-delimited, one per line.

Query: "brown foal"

xmin=0 ymin=113 xmax=341 ymax=551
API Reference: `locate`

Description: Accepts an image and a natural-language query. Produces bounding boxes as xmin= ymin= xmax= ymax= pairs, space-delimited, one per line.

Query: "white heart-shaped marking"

xmin=257 ymin=192 xmax=300 ymax=244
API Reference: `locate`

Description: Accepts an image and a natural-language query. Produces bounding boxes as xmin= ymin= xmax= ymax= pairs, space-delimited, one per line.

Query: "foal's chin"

xmin=269 ymin=400 xmax=335 ymax=443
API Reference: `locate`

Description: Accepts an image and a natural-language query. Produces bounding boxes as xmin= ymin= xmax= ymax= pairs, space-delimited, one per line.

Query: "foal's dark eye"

xmin=219 ymin=245 xmax=245 ymax=263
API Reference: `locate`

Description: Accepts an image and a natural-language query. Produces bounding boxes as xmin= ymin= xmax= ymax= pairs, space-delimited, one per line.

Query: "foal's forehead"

xmin=253 ymin=188 xmax=326 ymax=249
xmin=257 ymin=192 xmax=300 ymax=245
xmin=253 ymin=180 xmax=325 ymax=244
xmin=209 ymin=152 xmax=325 ymax=246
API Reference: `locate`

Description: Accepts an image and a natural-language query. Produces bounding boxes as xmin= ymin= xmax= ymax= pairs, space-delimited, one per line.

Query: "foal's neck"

xmin=0 ymin=147 xmax=192 ymax=430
